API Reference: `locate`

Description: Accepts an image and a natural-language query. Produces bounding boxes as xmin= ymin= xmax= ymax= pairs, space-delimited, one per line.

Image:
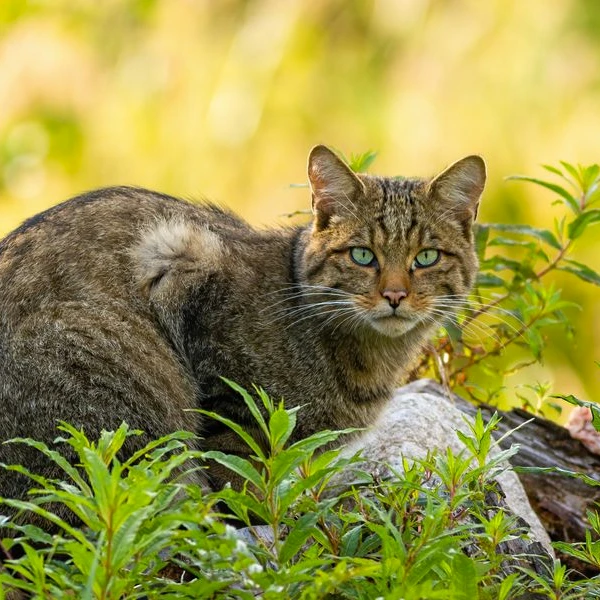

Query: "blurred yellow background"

xmin=0 ymin=0 xmax=598 ymax=408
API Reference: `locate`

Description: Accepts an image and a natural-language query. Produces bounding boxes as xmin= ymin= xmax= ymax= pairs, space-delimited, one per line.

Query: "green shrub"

xmin=415 ymin=160 xmax=600 ymax=414
xmin=1 ymin=382 xmax=599 ymax=599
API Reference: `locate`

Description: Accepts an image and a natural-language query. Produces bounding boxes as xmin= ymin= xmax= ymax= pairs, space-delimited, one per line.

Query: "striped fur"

xmin=0 ymin=146 xmax=485 ymax=515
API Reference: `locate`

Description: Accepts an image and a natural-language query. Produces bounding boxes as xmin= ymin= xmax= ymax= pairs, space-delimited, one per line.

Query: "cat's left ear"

xmin=428 ymin=155 xmax=486 ymax=220
xmin=308 ymin=145 xmax=365 ymax=230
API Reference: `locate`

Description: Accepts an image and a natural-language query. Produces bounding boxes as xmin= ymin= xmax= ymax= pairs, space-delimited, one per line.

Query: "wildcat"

xmin=0 ymin=145 xmax=485 ymax=508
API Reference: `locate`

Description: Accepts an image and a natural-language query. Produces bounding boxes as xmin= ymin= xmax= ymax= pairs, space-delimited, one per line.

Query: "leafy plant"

xmin=2 ymin=383 xmax=598 ymax=599
xmin=0 ymin=423 xmax=261 ymax=599
xmin=414 ymin=161 xmax=600 ymax=412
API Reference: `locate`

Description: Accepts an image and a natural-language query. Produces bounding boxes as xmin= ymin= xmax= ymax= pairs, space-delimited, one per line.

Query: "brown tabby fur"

xmin=0 ymin=145 xmax=485 ymax=517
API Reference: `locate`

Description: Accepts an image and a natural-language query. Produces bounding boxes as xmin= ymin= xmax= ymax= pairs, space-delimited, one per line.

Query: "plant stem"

xmin=447 ymin=313 xmax=542 ymax=380
xmin=462 ymin=238 xmax=572 ymax=330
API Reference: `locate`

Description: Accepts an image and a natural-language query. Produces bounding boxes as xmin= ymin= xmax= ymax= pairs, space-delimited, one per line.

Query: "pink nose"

xmin=382 ymin=289 xmax=408 ymax=308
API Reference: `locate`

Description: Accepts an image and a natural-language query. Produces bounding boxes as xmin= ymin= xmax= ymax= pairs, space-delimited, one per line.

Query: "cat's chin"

xmin=368 ymin=315 xmax=419 ymax=338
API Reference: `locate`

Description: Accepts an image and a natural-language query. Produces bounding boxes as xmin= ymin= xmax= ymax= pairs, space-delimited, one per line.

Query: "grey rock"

xmin=340 ymin=379 xmax=553 ymax=553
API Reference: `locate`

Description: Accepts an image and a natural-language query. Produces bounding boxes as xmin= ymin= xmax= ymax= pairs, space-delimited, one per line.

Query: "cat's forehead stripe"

xmin=373 ymin=177 xmax=422 ymax=245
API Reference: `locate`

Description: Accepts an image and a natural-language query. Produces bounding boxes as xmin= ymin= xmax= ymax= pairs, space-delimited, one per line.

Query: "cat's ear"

xmin=428 ymin=155 xmax=486 ymax=220
xmin=308 ymin=145 xmax=365 ymax=230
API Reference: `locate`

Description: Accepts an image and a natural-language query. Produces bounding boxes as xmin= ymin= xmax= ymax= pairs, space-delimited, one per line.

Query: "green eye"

xmin=414 ymin=248 xmax=440 ymax=268
xmin=350 ymin=247 xmax=377 ymax=267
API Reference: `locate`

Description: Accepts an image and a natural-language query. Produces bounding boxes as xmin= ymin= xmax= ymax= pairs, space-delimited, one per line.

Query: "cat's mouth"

xmin=368 ymin=311 xmax=420 ymax=337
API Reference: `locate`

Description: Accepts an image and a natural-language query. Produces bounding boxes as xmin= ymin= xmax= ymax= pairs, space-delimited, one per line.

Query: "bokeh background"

xmin=1 ymin=0 xmax=598 ymax=409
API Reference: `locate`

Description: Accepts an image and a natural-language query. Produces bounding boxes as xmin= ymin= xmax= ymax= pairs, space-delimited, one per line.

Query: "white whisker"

xmin=433 ymin=294 xmax=527 ymax=331
xmin=426 ymin=308 xmax=502 ymax=346
xmin=280 ymin=306 xmax=357 ymax=332
xmin=266 ymin=300 xmax=355 ymax=324
xmin=330 ymin=307 xmax=365 ymax=335
xmin=261 ymin=284 xmax=354 ymax=313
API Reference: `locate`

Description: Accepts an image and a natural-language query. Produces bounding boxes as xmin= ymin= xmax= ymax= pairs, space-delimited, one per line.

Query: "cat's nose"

xmin=382 ymin=289 xmax=408 ymax=308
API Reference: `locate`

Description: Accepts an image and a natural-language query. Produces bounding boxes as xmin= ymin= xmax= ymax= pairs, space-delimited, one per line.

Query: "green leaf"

xmin=487 ymin=236 xmax=536 ymax=248
xmin=553 ymin=394 xmax=600 ymax=431
xmin=269 ymin=406 xmax=297 ymax=451
xmin=288 ymin=429 xmax=355 ymax=455
xmin=279 ymin=512 xmax=320 ymax=563
xmin=23 ymin=487 xmax=99 ymax=528
xmin=557 ymin=259 xmax=600 ymax=286
xmin=96 ymin=422 xmax=130 ymax=464
xmin=348 ymin=150 xmax=377 ymax=172
xmin=220 ymin=378 xmax=270 ymax=439
xmin=4 ymin=523 xmax=55 ymax=546
xmin=75 ymin=536 xmax=101 ymax=600
xmin=124 ymin=431 xmax=198 ymax=469
xmin=481 ymin=256 xmax=536 ymax=278
xmin=541 ymin=164 xmax=564 ymax=177
xmin=473 ymin=223 xmax=489 ymax=259
xmin=195 ymin=408 xmax=266 ymax=461
xmin=201 ymin=450 xmax=265 ymax=491
xmin=0 ymin=498 xmax=92 ymax=544
xmin=307 ymin=447 xmax=347 ymax=474
xmin=559 ymin=160 xmax=581 ymax=184
xmin=215 ymin=486 xmax=271 ymax=523
xmin=79 ymin=446 xmax=114 ymax=519
xmin=567 ymin=208 xmax=600 ymax=240
xmin=110 ymin=506 xmax=160 ymax=569
xmin=278 ymin=463 xmax=350 ymax=513
xmin=525 ymin=328 xmax=544 ymax=361
xmin=449 ymin=553 xmax=479 ymax=600
xmin=515 ymin=465 xmax=600 ymax=487
xmin=444 ymin=319 xmax=463 ymax=345
xmin=586 ymin=186 xmax=600 ymax=209
xmin=583 ymin=163 xmax=600 ymax=185
xmin=487 ymin=223 xmax=562 ymax=250
xmin=552 ymin=541 xmax=594 ymax=566
xmin=3 ymin=436 xmax=91 ymax=493
xmin=269 ymin=448 xmax=306 ymax=488
xmin=475 ymin=273 xmax=505 ymax=288
xmin=506 ymin=175 xmax=580 ymax=214
xmin=340 ymin=526 xmax=362 ymax=557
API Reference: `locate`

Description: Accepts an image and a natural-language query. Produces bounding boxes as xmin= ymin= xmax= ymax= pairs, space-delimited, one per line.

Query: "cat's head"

xmin=300 ymin=145 xmax=486 ymax=338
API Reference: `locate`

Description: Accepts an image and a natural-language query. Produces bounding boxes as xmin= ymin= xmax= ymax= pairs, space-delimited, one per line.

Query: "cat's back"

xmin=0 ymin=186 xmax=246 ymax=323
xmin=0 ymin=187 xmax=222 ymax=499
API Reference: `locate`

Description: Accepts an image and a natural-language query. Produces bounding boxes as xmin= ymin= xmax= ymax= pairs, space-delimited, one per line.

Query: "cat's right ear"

xmin=308 ymin=145 xmax=365 ymax=230
xmin=428 ymin=155 xmax=487 ymax=221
